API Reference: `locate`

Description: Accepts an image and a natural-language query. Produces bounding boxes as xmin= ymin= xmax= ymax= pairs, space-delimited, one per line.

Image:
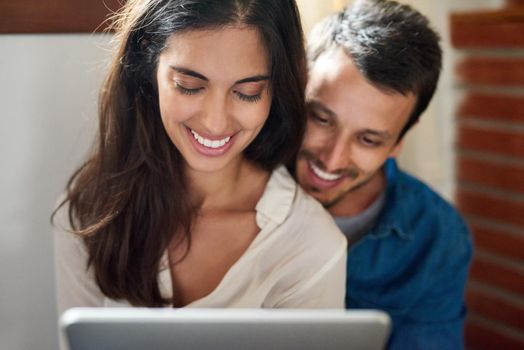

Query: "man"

xmin=294 ymin=0 xmax=473 ymax=349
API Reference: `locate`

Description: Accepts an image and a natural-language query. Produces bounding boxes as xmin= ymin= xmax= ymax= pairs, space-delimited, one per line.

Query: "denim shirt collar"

xmin=367 ymin=158 xmax=414 ymax=240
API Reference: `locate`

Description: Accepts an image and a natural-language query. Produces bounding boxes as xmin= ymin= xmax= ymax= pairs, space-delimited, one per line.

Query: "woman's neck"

xmin=185 ymin=156 xmax=269 ymax=213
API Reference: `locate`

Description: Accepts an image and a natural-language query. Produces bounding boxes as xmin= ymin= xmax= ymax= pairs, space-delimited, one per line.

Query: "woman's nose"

xmin=200 ymin=91 xmax=231 ymax=136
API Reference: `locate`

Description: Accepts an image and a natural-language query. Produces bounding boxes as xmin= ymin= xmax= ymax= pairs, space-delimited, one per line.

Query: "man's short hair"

xmin=308 ymin=0 xmax=442 ymax=141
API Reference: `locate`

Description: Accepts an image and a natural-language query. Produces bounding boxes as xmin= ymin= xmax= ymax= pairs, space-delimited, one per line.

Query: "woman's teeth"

xmin=190 ymin=129 xmax=231 ymax=149
xmin=310 ymin=162 xmax=343 ymax=181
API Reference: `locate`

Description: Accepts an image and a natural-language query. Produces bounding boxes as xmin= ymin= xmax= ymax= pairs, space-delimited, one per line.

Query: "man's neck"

xmin=328 ymin=168 xmax=387 ymax=218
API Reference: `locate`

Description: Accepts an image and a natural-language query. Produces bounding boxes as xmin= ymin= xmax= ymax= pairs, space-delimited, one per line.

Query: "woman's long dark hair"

xmin=52 ymin=0 xmax=307 ymax=306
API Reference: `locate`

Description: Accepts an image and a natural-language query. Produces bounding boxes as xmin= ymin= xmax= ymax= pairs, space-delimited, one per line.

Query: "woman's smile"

xmin=185 ymin=126 xmax=236 ymax=157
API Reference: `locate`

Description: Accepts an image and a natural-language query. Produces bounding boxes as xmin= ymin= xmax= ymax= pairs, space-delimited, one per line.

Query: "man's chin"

xmin=307 ymin=187 xmax=345 ymax=208
xmin=306 ymin=178 xmax=372 ymax=208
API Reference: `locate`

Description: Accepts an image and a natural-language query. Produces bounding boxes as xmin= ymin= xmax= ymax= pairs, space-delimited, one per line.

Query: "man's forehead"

xmin=308 ymin=47 xmax=352 ymax=81
xmin=307 ymin=98 xmax=393 ymax=138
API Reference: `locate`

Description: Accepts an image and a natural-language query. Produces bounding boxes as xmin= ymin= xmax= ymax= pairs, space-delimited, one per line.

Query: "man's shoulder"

xmin=347 ymin=164 xmax=472 ymax=317
xmin=395 ymin=165 xmax=446 ymax=203
xmin=391 ymin=164 xmax=466 ymax=224
xmin=372 ymin=160 xmax=471 ymax=245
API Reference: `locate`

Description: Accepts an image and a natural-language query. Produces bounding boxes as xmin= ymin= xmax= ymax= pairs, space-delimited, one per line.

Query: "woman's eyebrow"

xmin=235 ymin=75 xmax=269 ymax=85
xmin=170 ymin=66 xmax=268 ymax=85
xmin=170 ymin=66 xmax=208 ymax=81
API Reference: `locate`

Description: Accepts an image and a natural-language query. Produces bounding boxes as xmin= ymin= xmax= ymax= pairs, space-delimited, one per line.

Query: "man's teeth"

xmin=310 ymin=162 xmax=343 ymax=181
xmin=190 ymin=129 xmax=231 ymax=149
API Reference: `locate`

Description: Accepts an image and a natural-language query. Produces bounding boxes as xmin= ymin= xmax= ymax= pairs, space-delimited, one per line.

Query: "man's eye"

xmin=309 ymin=112 xmax=329 ymax=125
xmin=360 ymin=135 xmax=382 ymax=147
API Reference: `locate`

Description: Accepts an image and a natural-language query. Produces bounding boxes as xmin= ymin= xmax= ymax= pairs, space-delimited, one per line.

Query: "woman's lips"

xmin=185 ymin=126 xmax=235 ymax=157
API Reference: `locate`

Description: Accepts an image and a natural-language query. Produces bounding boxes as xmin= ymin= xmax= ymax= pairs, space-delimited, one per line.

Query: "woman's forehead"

xmin=160 ymin=26 xmax=269 ymax=79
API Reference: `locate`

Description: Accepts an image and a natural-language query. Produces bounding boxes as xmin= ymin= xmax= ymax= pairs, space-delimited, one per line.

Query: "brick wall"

xmin=450 ymin=1 xmax=524 ymax=349
xmin=0 ymin=0 xmax=122 ymax=33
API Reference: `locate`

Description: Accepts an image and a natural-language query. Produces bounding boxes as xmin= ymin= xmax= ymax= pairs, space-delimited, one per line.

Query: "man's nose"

xmin=322 ymin=137 xmax=351 ymax=172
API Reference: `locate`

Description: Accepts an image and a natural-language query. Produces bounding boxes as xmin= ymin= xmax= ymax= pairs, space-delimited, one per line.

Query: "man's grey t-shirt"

xmin=334 ymin=191 xmax=386 ymax=246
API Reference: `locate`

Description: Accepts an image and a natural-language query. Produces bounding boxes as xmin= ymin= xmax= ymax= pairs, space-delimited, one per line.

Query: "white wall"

xmin=0 ymin=34 xmax=111 ymax=350
xmin=296 ymin=0 xmax=346 ymax=34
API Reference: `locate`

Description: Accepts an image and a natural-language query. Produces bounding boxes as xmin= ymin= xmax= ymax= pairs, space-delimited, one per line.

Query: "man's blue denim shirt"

xmin=346 ymin=159 xmax=473 ymax=350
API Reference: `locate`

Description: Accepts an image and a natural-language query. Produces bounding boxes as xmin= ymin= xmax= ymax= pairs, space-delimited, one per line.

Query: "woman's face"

xmin=156 ymin=26 xmax=271 ymax=174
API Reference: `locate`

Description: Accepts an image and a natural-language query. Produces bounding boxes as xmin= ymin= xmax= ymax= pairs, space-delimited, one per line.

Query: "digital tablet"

xmin=60 ymin=308 xmax=391 ymax=350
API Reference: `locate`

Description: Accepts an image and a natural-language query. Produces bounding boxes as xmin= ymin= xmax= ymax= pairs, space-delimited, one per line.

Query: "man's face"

xmin=296 ymin=48 xmax=417 ymax=207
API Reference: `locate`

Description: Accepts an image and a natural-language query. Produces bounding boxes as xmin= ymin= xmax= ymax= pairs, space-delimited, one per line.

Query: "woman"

xmin=53 ymin=0 xmax=346 ymax=313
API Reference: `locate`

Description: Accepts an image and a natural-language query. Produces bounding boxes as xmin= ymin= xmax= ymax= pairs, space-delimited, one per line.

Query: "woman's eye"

xmin=235 ymin=91 xmax=262 ymax=103
xmin=175 ymin=82 xmax=204 ymax=95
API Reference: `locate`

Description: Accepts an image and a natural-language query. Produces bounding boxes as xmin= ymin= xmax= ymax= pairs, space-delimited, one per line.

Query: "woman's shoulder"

xmin=257 ymin=165 xmax=346 ymax=256
xmin=292 ymin=183 xmax=347 ymax=252
xmin=53 ymin=196 xmax=87 ymax=263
